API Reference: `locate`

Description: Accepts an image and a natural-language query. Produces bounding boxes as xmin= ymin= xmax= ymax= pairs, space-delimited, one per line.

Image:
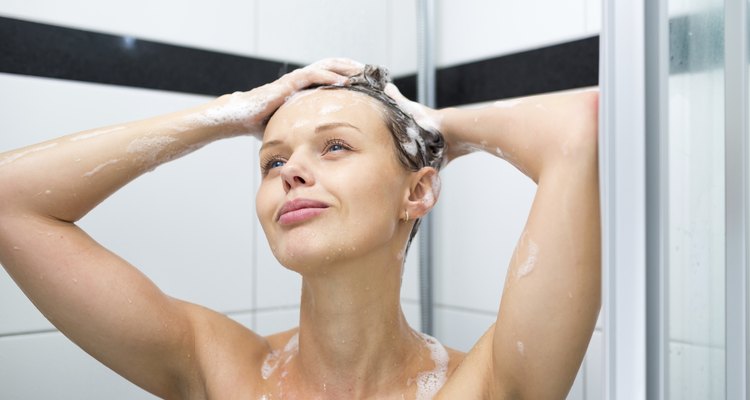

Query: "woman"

xmin=0 ymin=58 xmax=600 ymax=399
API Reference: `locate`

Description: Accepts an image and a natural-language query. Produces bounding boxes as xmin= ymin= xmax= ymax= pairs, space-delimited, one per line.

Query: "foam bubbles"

xmin=70 ymin=126 xmax=125 ymax=142
xmin=415 ymin=332 xmax=449 ymax=400
xmin=384 ymin=83 xmax=443 ymax=133
xmin=292 ymin=119 xmax=310 ymax=129
xmin=493 ymin=99 xmax=523 ymax=109
xmin=193 ymin=91 xmax=270 ymax=135
xmin=516 ymin=239 xmax=539 ymax=280
xmin=404 ymin=124 xmax=426 ymax=157
xmin=516 ymin=340 xmax=525 ymax=356
xmin=126 ymin=136 xmax=177 ymax=165
xmin=261 ymin=333 xmax=299 ymax=380
xmin=83 ymin=159 xmax=120 ymax=177
xmin=319 ymin=104 xmax=343 ymax=115
xmin=261 ymin=350 xmax=281 ymax=380
xmin=0 ymin=142 xmax=59 ymax=168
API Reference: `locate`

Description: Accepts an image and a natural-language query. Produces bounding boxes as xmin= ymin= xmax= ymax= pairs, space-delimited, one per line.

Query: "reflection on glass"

xmin=667 ymin=0 xmax=725 ymax=399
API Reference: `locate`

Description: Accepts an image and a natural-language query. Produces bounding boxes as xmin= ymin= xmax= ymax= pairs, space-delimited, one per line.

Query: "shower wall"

xmin=0 ymin=1 xmax=603 ymax=399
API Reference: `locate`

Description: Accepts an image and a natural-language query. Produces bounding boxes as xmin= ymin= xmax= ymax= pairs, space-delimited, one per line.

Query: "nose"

xmin=280 ymin=158 xmax=315 ymax=192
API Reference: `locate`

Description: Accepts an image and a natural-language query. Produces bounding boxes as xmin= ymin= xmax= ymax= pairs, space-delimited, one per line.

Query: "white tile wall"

xmin=0 ymin=332 xmax=158 ymax=399
xmin=388 ymin=0 xmax=419 ymax=76
xmin=434 ymin=151 xmax=535 ymax=313
xmin=584 ymin=0 xmax=603 ymax=34
xmin=255 ymin=307 xmax=300 ymax=336
xmin=0 ymin=0 xmax=257 ymax=57
xmin=584 ymin=330 xmax=604 ymax=399
xmin=436 ymin=0 xmax=589 ymax=67
xmin=434 ymin=306 xmax=496 ymax=352
xmin=256 ymin=0 xmax=384 ymax=65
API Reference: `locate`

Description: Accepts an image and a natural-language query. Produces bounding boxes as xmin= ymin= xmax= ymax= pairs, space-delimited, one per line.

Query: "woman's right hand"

xmin=205 ymin=58 xmax=365 ymax=138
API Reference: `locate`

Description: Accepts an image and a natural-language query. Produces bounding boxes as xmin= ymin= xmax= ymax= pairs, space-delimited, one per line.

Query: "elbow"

xmin=562 ymin=89 xmax=599 ymax=162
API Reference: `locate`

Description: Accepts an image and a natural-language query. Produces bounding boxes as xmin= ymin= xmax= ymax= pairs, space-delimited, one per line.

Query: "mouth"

xmin=276 ymin=198 xmax=330 ymax=225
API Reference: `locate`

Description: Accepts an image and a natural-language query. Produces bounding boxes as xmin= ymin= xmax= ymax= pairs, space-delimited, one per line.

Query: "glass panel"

xmin=667 ymin=0 xmax=726 ymax=399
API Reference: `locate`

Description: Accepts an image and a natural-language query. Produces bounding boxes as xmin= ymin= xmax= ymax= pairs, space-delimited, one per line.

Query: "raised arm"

xmin=0 ymin=59 xmax=363 ymax=398
xmin=445 ymin=90 xmax=600 ymax=399
xmin=389 ymin=87 xmax=600 ymax=399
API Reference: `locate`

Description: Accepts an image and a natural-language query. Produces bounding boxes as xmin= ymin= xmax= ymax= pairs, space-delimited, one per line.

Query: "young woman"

xmin=0 ymin=58 xmax=600 ymax=399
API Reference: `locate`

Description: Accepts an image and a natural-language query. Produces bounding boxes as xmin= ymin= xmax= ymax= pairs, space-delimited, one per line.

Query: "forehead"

xmin=264 ymin=88 xmax=387 ymax=139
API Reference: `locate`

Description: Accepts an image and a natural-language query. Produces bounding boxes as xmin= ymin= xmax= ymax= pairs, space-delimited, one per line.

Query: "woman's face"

xmin=256 ymin=88 xmax=411 ymax=273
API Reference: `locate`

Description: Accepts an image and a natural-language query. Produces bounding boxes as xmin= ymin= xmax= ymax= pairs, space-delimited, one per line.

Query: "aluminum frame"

xmin=725 ymin=0 xmax=749 ymax=398
xmin=601 ymin=1 xmax=648 ymax=398
xmin=645 ymin=0 xmax=670 ymax=398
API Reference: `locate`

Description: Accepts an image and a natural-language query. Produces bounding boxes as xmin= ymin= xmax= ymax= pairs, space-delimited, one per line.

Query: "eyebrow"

xmin=260 ymin=121 xmax=362 ymax=152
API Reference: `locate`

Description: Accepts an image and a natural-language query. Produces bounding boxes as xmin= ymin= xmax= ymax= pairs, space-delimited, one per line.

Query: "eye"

xmin=269 ymin=160 xmax=286 ymax=168
xmin=323 ymin=138 xmax=353 ymax=154
xmin=261 ymin=155 xmax=286 ymax=175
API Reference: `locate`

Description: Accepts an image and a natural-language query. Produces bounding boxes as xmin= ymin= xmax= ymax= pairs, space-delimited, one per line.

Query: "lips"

xmin=276 ymin=198 xmax=330 ymax=225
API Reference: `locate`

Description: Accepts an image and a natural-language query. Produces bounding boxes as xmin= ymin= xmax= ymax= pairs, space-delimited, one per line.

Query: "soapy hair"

xmin=319 ymin=65 xmax=445 ymax=253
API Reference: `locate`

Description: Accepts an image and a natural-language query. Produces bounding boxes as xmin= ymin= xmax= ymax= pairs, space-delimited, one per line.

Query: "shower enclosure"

xmin=601 ymin=0 xmax=748 ymax=398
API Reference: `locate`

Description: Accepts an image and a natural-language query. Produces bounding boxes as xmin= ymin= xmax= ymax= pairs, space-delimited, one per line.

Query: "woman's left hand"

xmin=384 ymin=84 xmax=469 ymax=165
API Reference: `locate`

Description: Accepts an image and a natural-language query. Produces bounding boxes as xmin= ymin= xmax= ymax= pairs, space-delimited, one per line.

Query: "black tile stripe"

xmin=0 ymin=16 xmax=302 ymax=96
xmin=436 ymin=37 xmax=599 ymax=107
xmin=0 ymin=15 xmax=599 ymax=107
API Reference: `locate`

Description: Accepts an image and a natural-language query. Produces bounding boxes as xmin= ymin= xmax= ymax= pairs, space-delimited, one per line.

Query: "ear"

xmin=403 ymin=167 xmax=441 ymax=220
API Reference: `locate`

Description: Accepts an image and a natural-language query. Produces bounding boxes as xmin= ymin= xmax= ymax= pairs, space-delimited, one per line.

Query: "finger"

xmin=287 ymin=68 xmax=348 ymax=91
xmin=307 ymin=58 xmax=365 ymax=77
xmin=384 ymin=83 xmax=407 ymax=101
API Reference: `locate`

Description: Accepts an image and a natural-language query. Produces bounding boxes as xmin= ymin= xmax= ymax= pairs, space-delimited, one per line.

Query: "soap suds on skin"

xmin=493 ymin=99 xmax=523 ymax=109
xmin=292 ymin=119 xmax=310 ymax=129
xmin=516 ymin=239 xmax=539 ymax=280
xmin=261 ymin=333 xmax=299 ymax=380
xmin=0 ymin=142 xmax=59 ymax=168
xmin=191 ymin=91 xmax=271 ymax=136
xmin=516 ymin=341 xmax=525 ymax=356
xmin=70 ymin=126 xmax=125 ymax=141
xmin=319 ymin=104 xmax=343 ymax=115
xmin=126 ymin=136 xmax=178 ymax=165
xmin=414 ymin=332 xmax=449 ymax=400
xmin=83 ymin=159 xmax=120 ymax=177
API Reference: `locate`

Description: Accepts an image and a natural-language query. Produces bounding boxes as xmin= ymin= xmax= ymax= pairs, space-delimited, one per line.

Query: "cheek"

xmin=334 ymin=161 xmax=405 ymax=232
xmin=255 ymin=180 xmax=280 ymax=233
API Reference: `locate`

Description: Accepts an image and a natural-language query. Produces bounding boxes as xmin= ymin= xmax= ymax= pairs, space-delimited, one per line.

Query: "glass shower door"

xmin=666 ymin=0 xmax=726 ymax=399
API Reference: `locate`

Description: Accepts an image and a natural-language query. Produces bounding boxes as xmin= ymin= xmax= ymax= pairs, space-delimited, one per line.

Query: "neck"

xmin=294 ymin=251 xmax=422 ymax=397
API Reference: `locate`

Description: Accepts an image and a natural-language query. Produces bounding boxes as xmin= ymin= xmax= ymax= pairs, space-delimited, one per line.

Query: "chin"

xmin=268 ymin=228 xmax=360 ymax=273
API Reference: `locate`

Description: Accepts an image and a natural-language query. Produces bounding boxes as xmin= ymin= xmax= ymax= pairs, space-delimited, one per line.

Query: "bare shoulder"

xmin=438 ymin=324 xmax=497 ymax=400
xmin=177 ymin=301 xmax=275 ymax=396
